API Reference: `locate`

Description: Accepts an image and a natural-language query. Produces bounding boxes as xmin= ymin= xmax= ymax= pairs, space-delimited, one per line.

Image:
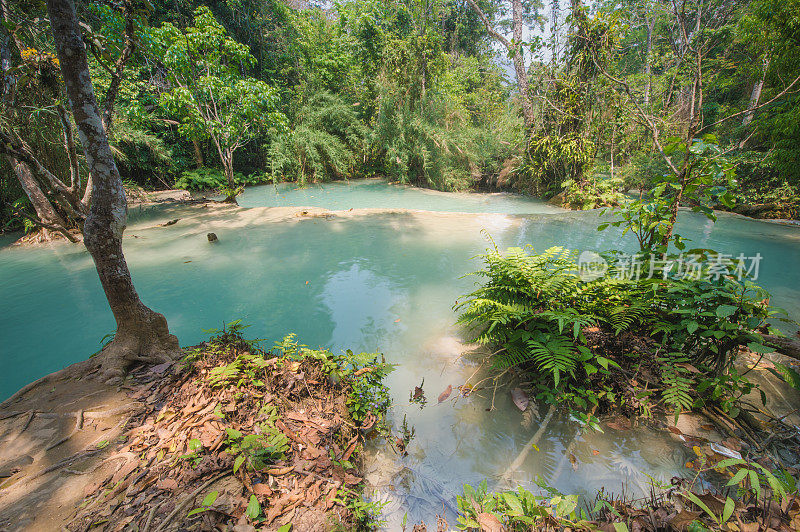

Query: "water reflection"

xmin=1 ymin=193 xmax=799 ymax=527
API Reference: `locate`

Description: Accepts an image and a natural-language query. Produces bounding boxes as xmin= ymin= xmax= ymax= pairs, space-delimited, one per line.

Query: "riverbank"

xmin=0 ymin=328 xmax=389 ymax=531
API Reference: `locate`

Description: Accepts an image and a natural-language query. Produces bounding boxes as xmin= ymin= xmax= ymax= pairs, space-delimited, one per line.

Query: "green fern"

xmin=659 ymin=352 xmax=694 ymax=422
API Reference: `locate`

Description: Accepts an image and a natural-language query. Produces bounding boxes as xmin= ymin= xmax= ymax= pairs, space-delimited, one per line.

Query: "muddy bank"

xmin=0 ymin=328 xmax=390 ymax=531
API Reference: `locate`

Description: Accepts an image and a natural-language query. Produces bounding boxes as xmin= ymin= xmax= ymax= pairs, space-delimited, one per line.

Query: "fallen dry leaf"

xmin=476 ymin=512 xmax=505 ymax=532
xmin=253 ymin=483 xmax=272 ymax=496
xmin=438 ymin=385 xmax=452 ymax=403
xmin=511 ymin=388 xmax=529 ymax=411
xmin=266 ymin=466 xmax=294 ymax=476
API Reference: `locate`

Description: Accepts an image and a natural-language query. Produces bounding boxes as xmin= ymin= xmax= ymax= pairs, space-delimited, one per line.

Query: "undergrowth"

xmin=456 ymin=245 xmax=792 ymax=422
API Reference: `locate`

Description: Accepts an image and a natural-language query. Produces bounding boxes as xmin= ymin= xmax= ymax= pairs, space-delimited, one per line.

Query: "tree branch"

xmin=466 ymin=0 xmax=513 ymax=51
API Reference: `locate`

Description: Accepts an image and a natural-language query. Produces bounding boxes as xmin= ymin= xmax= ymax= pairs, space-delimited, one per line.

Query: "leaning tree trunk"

xmin=46 ymin=0 xmax=179 ymax=380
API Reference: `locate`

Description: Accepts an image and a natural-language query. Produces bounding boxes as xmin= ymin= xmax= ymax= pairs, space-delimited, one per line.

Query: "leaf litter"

xmin=66 ymin=334 xmax=380 ymax=531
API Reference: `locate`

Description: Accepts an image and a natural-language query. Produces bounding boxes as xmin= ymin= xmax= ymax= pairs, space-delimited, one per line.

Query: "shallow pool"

xmin=1 ymin=180 xmax=799 ymax=525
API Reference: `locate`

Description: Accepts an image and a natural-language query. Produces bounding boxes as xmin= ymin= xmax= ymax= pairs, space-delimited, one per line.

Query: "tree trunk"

xmin=192 ymin=139 xmax=204 ymax=168
xmin=511 ymin=0 xmax=534 ymax=130
xmin=550 ymin=0 xmax=559 ymax=66
xmin=212 ymin=139 xmax=238 ymax=204
xmin=8 ymin=156 xmax=68 ymax=239
xmin=466 ymin=0 xmax=535 ymax=130
xmin=644 ymin=13 xmax=653 ymax=107
xmin=47 ymin=0 xmax=179 ymax=380
xmin=2 ymin=3 xmax=70 ymax=240
xmin=741 ymin=56 xmax=769 ymax=138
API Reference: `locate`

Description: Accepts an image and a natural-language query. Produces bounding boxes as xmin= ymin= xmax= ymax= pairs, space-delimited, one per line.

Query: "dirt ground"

xmin=0 ymin=370 xmax=144 ymax=530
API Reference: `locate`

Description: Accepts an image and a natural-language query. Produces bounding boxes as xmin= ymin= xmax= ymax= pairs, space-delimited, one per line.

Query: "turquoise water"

xmin=2 ymin=181 xmax=799 ymax=525
xmin=231 ymin=178 xmax=566 ymax=214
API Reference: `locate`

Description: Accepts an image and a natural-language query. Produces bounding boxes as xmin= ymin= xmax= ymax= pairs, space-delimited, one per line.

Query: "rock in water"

xmin=207 ymin=232 xmax=218 ymax=242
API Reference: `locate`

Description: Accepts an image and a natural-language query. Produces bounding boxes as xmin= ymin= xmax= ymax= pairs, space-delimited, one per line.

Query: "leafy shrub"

xmin=562 ymin=175 xmax=625 ymax=209
xmin=456 ymin=245 xmax=789 ymax=418
xmin=619 ymin=153 xmax=671 ymax=194
xmin=369 ymin=91 xmax=479 ymax=191
xmin=270 ymin=92 xmax=367 ymax=185
xmin=175 ymin=167 xmax=268 ymax=191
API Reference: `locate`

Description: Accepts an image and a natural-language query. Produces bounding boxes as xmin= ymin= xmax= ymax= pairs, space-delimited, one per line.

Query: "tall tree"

xmin=46 ymin=0 xmax=178 ymax=380
xmin=466 ymin=0 xmax=537 ymax=129
xmin=153 ymin=7 xmax=286 ymax=203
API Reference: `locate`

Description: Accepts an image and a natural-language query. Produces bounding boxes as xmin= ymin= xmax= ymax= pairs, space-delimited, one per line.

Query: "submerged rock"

xmin=207 ymin=232 xmax=218 ymax=242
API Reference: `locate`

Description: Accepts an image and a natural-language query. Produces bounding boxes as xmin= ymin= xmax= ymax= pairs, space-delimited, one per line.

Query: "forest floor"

xmin=0 ymin=335 xmax=380 ymax=531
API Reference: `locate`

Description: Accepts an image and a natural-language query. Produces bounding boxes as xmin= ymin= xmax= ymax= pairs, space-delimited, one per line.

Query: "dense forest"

xmin=2 ymin=0 xmax=800 ymax=236
xmin=4 ymin=0 xmax=800 ymax=529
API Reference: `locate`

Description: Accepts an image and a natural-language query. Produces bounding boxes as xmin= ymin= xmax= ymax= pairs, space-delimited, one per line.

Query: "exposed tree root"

xmin=499 ymin=404 xmax=556 ymax=486
xmin=45 ymin=410 xmax=83 ymax=452
xmin=92 ymin=319 xmax=180 ymax=384
xmin=147 ymin=471 xmax=231 ymax=532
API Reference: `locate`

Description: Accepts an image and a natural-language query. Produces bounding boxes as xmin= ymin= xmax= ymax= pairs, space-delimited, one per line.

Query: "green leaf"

xmin=613 ymin=524 xmax=630 ymax=532
xmin=687 ymin=321 xmax=699 ymax=334
xmin=682 ymin=491 xmax=718 ymax=523
xmin=722 ymin=497 xmax=735 ymax=523
xmin=226 ymin=427 xmax=242 ymax=439
xmin=768 ymin=362 xmax=800 ymax=390
xmin=201 ymin=490 xmax=219 ymax=507
xmin=748 ymin=470 xmax=761 ymax=495
xmin=277 ymin=524 xmax=292 ymax=532
xmin=503 ymin=492 xmax=524 ymax=516
xmin=234 ymin=455 xmax=246 ymax=473
xmin=747 ymin=342 xmax=774 ymax=354
xmin=716 ymin=305 xmax=737 ymax=318
xmin=727 ymin=468 xmax=748 ymax=487
xmin=245 ymin=494 xmax=261 ymax=519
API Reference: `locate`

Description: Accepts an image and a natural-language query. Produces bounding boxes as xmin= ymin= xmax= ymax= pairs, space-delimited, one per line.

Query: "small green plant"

xmin=225 ymin=426 xmax=289 ymax=473
xmin=187 ymin=490 xmax=219 ymax=518
xmin=176 ymin=438 xmax=204 ymax=467
xmin=455 ymin=480 xmax=596 ymax=531
xmin=332 ymin=487 xmax=387 ymax=530
xmin=599 ymin=136 xmax=737 ymax=253
xmin=273 ymin=335 xmax=394 ymax=427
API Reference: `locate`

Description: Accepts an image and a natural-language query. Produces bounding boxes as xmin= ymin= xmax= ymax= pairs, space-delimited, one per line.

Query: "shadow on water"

xmin=2 ymin=184 xmax=799 ymax=527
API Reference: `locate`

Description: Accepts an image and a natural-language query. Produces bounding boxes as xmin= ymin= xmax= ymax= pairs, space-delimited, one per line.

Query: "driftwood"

xmin=760 ymin=334 xmax=800 ymax=361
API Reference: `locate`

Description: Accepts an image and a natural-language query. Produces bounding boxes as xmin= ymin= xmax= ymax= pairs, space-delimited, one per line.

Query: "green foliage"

xmin=270 ymin=92 xmax=367 ymax=184
xmin=152 ymin=6 xmax=286 ymax=195
xmin=225 ymin=424 xmax=289 ymax=473
xmin=175 ymin=168 xmax=268 ymax=191
xmin=331 ymin=487 xmax=387 ymax=530
xmin=600 ymin=136 xmax=737 ymax=252
xmin=455 ymin=480 xmax=594 ymax=531
xmin=273 ymin=334 xmax=395 ymax=427
xmin=562 ymin=175 xmax=625 ymax=210
xmin=456 ymin=244 xmax=789 ymax=417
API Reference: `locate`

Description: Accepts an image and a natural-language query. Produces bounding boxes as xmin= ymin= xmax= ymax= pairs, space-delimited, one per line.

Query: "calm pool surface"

xmin=2 ymin=180 xmax=799 ymax=525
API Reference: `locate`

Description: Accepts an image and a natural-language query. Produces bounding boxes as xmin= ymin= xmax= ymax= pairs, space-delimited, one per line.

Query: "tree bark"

xmin=760 ymin=334 xmax=800 ymax=362
xmin=1 ymin=1 xmax=72 ymax=240
xmin=8 ymin=156 xmax=68 ymax=239
xmin=466 ymin=0 xmax=535 ymax=130
xmin=644 ymin=12 xmax=654 ymax=107
xmin=192 ymin=139 xmax=204 ymax=168
xmin=46 ymin=0 xmax=179 ymax=380
xmin=740 ymin=55 xmax=769 ymax=147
